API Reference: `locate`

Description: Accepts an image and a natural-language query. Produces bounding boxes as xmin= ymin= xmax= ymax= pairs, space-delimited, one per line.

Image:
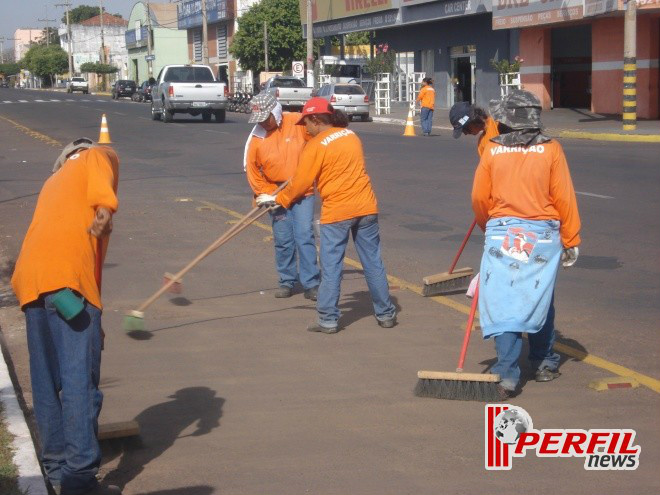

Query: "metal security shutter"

xmin=193 ymin=30 xmax=202 ymax=61
xmin=216 ymin=24 xmax=227 ymax=60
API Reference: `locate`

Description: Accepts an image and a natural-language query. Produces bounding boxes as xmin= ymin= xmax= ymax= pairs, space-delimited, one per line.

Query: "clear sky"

xmin=1 ymin=0 xmax=140 ymax=57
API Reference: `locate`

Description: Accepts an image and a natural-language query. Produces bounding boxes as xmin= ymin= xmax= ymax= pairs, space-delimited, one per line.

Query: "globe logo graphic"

xmin=494 ymin=407 xmax=533 ymax=445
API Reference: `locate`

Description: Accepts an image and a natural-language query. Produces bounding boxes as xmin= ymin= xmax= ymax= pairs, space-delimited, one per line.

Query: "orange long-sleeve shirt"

xmin=276 ymin=127 xmax=378 ymax=224
xmin=471 ymin=140 xmax=581 ymax=248
xmin=12 ymin=147 xmax=119 ymax=309
xmin=477 ymin=117 xmax=500 ymax=157
xmin=417 ymin=85 xmax=435 ymax=110
xmin=245 ymin=112 xmax=311 ymax=196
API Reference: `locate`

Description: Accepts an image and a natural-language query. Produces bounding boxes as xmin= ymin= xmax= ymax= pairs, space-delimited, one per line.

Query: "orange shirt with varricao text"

xmin=11 ymin=147 xmax=119 ymax=309
xmin=471 ymin=140 xmax=581 ymax=248
xmin=417 ymin=85 xmax=435 ymax=110
xmin=245 ymin=112 xmax=312 ymax=196
xmin=276 ymin=127 xmax=378 ymax=224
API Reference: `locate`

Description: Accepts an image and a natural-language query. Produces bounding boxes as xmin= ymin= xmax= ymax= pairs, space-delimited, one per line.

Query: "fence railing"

xmin=499 ymin=72 xmax=521 ymax=97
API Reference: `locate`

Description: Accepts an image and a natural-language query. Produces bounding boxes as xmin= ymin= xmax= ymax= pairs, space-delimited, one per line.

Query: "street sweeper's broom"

xmin=414 ymin=284 xmax=504 ymax=401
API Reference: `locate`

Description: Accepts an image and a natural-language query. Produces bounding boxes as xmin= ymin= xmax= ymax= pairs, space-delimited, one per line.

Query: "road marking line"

xmin=114 ymin=111 xmax=127 ymax=116
xmin=0 ymin=115 xmax=63 ymax=148
xmin=35 ymin=99 xmax=45 ymax=102
xmin=138 ymin=117 xmax=150 ymax=120
xmin=18 ymin=100 xmax=28 ymax=103
xmin=576 ymin=191 xmax=614 ymax=199
xmin=197 ymin=198 xmax=660 ymax=394
xmin=2 ymin=100 xmax=11 ymax=103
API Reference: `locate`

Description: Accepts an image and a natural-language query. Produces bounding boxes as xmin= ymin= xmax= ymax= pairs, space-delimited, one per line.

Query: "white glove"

xmin=561 ymin=246 xmax=579 ymax=268
xmin=256 ymin=193 xmax=277 ymax=208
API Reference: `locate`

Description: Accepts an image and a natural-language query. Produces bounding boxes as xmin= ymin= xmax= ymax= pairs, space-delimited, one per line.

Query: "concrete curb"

xmin=558 ymin=130 xmax=660 ymax=143
xmin=371 ymin=116 xmax=453 ymax=131
xmin=0 ymin=339 xmax=49 ymax=495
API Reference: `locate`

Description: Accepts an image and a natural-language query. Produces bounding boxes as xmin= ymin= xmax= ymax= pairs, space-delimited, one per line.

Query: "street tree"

xmin=0 ymin=63 xmax=21 ymax=77
xmin=21 ymin=44 xmax=68 ymax=86
xmin=80 ymin=62 xmax=119 ymax=76
xmin=229 ymin=0 xmax=307 ymax=74
xmin=61 ymin=5 xmax=123 ymax=24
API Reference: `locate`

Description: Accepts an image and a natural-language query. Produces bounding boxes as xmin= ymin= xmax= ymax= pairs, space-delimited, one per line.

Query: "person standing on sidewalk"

xmin=416 ymin=77 xmax=435 ymax=136
xmin=244 ymin=93 xmax=320 ymax=300
xmin=11 ymin=139 xmax=122 ymax=495
xmin=449 ymin=101 xmax=501 ymax=156
xmin=255 ymin=98 xmax=397 ymax=333
xmin=471 ymin=90 xmax=581 ymax=398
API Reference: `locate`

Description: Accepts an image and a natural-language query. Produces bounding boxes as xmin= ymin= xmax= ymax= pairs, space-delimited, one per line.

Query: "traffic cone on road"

xmin=98 ymin=114 xmax=112 ymax=144
xmin=403 ymin=103 xmax=416 ymax=137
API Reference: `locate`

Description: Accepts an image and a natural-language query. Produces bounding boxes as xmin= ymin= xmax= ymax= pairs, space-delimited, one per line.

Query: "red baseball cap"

xmin=296 ymin=97 xmax=333 ymax=125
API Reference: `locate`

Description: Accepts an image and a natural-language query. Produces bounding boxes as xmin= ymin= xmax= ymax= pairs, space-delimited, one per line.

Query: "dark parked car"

xmin=0 ymin=79 xmax=10 ymax=88
xmin=133 ymin=80 xmax=154 ymax=102
xmin=112 ymin=80 xmax=137 ymax=99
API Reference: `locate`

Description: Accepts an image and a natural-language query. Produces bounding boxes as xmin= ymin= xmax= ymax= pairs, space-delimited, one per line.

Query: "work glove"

xmin=561 ymin=246 xmax=579 ymax=268
xmin=256 ymin=193 xmax=278 ymax=209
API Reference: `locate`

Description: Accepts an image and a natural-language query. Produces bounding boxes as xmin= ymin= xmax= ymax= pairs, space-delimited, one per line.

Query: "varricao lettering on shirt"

xmin=490 ymin=145 xmax=546 ymax=156
xmin=320 ymin=129 xmax=354 ymax=146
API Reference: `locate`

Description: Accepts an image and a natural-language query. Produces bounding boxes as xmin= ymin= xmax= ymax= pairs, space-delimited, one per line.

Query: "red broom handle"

xmin=456 ymin=284 xmax=479 ymax=372
xmin=448 ymin=218 xmax=477 ymax=274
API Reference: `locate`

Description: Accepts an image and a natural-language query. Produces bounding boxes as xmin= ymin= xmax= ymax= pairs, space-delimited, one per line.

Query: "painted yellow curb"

xmin=0 ymin=115 xmax=63 ymax=148
xmin=560 ymin=131 xmax=660 ymax=143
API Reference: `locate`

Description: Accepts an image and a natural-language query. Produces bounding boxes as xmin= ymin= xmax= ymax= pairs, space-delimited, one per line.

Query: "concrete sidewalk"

xmin=372 ymin=102 xmax=660 ymax=142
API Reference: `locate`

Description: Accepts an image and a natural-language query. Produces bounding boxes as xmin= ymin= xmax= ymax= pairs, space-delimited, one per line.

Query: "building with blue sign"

xmin=126 ymin=2 xmax=188 ymax=83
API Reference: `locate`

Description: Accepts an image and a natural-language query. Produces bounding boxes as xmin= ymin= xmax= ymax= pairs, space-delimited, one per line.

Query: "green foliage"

xmin=345 ymin=31 xmax=371 ymax=46
xmin=62 ymin=5 xmax=123 ymax=24
xmin=37 ymin=28 xmax=60 ymax=47
xmin=229 ymin=0 xmax=307 ymax=74
xmin=363 ymin=43 xmax=395 ymax=78
xmin=21 ymin=44 xmax=68 ymax=80
xmin=490 ymin=56 xmax=524 ymax=74
xmin=0 ymin=63 xmax=21 ymax=76
xmin=0 ymin=403 xmax=22 ymax=495
xmin=80 ymin=62 xmax=119 ymax=75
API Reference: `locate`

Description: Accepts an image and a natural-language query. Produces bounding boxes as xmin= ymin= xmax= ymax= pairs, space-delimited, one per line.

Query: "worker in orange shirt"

xmin=255 ymin=98 xmax=396 ymax=333
xmin=471 ymin=90 xmax=581 ymax=398
xmin=416 ymin=77 xmax=435 ymax=136
xmin=11 ymin=139 xmax=122 ymax=495
xmin=449 ymin=101 xmax=501 ymax=157
xmin=244 ymin=93 xmax=320 ymax=300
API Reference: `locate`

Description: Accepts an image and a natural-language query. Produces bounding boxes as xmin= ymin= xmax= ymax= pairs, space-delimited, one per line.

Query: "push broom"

xmin=422 ymin=219 xmax=476 ymax=297
xmin=123 ymin=182 xmax=288 ymax=332
xmin=414 ymin=283 xmax=503 ymax=401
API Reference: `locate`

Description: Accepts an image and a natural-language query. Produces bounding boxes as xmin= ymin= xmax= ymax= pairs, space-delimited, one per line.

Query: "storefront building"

xmin=126 ymin=2 xmax=188 ymax=83
xmin=493 ymin=0 xmax=659 ymax=118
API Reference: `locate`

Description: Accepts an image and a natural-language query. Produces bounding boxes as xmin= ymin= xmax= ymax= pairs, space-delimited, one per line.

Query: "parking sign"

xmin=292 ymin=61 xmax=305 ymax=78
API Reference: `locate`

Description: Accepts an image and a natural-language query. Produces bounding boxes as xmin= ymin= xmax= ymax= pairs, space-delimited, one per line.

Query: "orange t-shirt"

xmin=471 ymin=140 xmax=581 ymax=248
xmin=477 ymin=117 xmax=500 ymax=157
xmin=276 ymin=127 xmax=378 ymax=224
xmin=12 ymin=147 xmax=119 ymax=309
xmin=417 ymin=85 xmax=435 ymax=110
xmin=245 ymin=112 xmax=311 ymax=196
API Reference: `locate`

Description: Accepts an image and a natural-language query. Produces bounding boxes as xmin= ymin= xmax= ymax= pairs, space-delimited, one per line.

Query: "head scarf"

xmin=489 ymin=90 xmax=551 ymax=147
xmin=52 ymin=138 xmax=96 ymax=173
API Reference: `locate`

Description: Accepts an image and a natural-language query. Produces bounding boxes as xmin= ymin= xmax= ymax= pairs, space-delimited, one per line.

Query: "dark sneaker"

xmin=495 ymin=384 xmax=514 ymax=401
xmin=304 ymin=286 xmax=318 ymax=301
xmin=274 ymin=286 xmax=293 ymax=298
xmin=535 ymin=368 xmax=560 ymax=382
xmin=307 ymin=323 xmax=339 ymax=334
xmin=377 ymin=316 xmax=397 ymax=328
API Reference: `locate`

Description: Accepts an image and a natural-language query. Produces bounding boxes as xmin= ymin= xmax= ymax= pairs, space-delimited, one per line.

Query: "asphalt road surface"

xmin=1 ymin=87 xmax=659 ymax=495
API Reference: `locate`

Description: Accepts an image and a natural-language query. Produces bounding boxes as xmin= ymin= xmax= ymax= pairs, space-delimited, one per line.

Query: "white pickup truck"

xmin=263 ymin=76 xmax=313 ymax=110
xmin=67 ymin=77 xmax=89 ymax=94
xmin=151 ymin=64 xmax=228 ymax=123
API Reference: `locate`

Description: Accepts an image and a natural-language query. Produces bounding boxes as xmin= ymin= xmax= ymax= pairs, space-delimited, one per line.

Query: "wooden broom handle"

xmin=456 ymin=284 xmax=479 ymax=372
xmin=135 ymin=181 xmax=289 ymax=313
xmin=448 ymin=218 xmax=477 ymax=274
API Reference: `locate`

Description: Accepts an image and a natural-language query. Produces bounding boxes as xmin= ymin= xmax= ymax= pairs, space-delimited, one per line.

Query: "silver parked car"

xmin=316 ymin=83 xmax=370 ymax=121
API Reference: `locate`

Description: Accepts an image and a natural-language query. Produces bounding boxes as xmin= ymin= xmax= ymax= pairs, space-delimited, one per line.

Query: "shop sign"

xmin=177 ymin=0 xmax=230 ymax=30
xmin=636 ymin=0 xmax=660 ymax=9
xmin=402 ymin=0 xmax=491 ymax=22
xmin=303 ymin=9 xmax=399 ymax=37
xmin=300 ymin=0 xmax=395 ymax=23
xmin=125 ymin=26 xmax=149 ymax=48
xmin=400 ymin=0 xmax=437 ymax=5
xmin=492 ymin=0 xmax=584 ymax=28
xmin=583 ymin=0 xmax=616 ymax=16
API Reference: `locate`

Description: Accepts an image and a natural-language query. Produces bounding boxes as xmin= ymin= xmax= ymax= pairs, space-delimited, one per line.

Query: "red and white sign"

xmin=292 ymin=61 xmax=305 ymax=79
xmin=485 ymin=405 xmax=641 ymax=471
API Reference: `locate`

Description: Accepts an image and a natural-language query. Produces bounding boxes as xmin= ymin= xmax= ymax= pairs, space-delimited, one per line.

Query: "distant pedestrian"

xmin=11 ymin=139 xmax=122 ymax=495
xmin=471 ymin=90 xmax=581 ymax=398
xmin=449 ymin=102 xmax=501 ymax=157
xmin=244 ymin=92 xmax=320 ymax=300
xmin=416 ymin=77 xmax=435 ymax=136
xmin=255 ymin=98 xmax=397 ymax=333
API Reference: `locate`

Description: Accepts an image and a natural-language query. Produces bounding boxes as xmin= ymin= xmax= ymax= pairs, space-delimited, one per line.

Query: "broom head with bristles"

xmin=422 ymin=267 xmax=473 ymax=297
xmin=414 ymin=370 xmax=505 ymax=402
xmin=123 ymin=310 xmax=145 ymax=332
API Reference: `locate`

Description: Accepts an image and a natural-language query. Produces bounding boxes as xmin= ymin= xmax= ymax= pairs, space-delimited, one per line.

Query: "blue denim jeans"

xmin=492 ymin=297 xmax=561 ymax=391
xmin=420 ymin=107 xmax=433 ymax=135
xmin=25 ymin=293 xmax=103 ymax=495
xmin=317 ymin=214 xmax=396 ymax=328
xmin=270 ymin=194 xmax=320 ymax=290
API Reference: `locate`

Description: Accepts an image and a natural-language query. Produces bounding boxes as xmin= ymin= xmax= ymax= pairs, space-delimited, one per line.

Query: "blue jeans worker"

xmin=256 ymin=98 xmax=396 ymax=333
xmin=416 ymin=77 xmax=435 ymax=136
xmin=11 ymin=139 xmax=122 ymax=495
xmin=472 ymin=90 xmax=581 ymax=398
xmin=245 ymin=92 xmax=320 ymax=299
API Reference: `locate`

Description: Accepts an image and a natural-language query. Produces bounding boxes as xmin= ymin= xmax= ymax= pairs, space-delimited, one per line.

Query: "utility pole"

xmin=55 ymin=2 xmax=74 ymax=77
xmin=623 ymin=0 xmax=637 ymax=131
xmin=145 ymin=1 xmax=154 ymax=76
xmin=306 ymin=0 xmax=314 ymax=87
xmin=99 ymin=0 xmax=107 ymax=90
xmin=201 ymin=0 xmax=209 ymax=65
xmin=263 ymin=21 xmax=269 ymax=72
xmin=38 ymin=11 xmax=56 ymax=46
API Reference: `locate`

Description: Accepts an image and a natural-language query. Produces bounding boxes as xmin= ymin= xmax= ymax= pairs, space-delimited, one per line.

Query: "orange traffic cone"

xmin=98 ymin=114 xmax=112 ymax=144
xmin=403 ymin=103 xmax=416 ymax=137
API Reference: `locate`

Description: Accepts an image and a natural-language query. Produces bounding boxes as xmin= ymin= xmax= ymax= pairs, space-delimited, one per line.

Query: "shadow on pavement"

xmin=102 ymin=387 xmax=225 ymax=491
xmin=338 ymin=291 xmax=401 ymax=329
xmin=135 ymin=486 xmax=215 ymax=495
